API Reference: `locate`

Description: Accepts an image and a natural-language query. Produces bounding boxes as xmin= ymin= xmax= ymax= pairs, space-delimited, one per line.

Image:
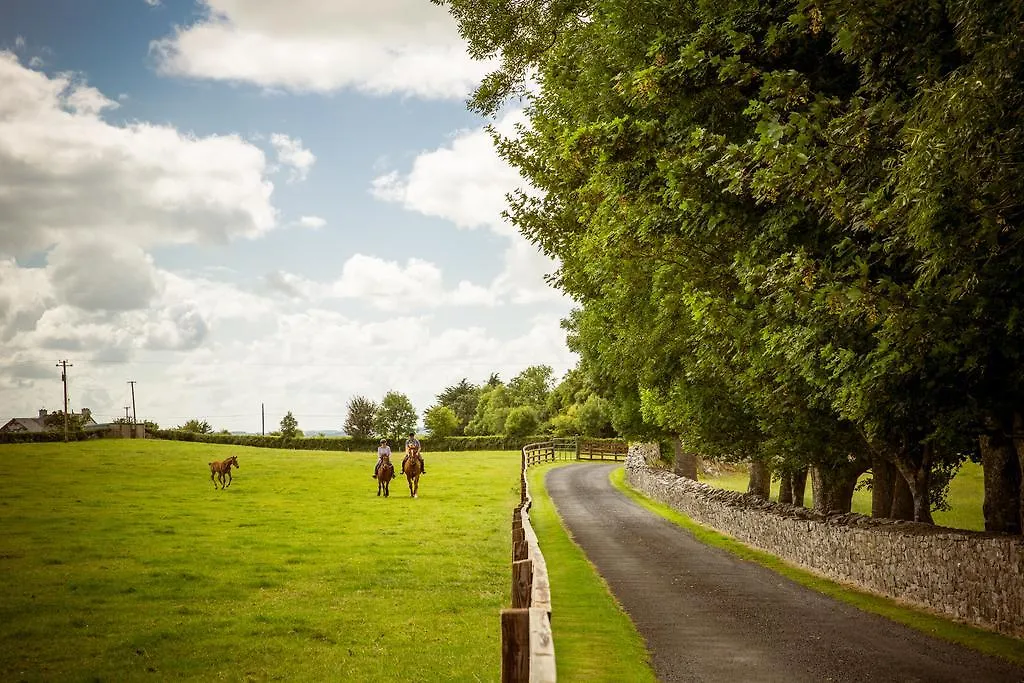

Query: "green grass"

xmin=0 ymin=440 xmax=522 ymax=681
xmin=526 ymin=462 xmax=656 ymax=683
xmin=610 ymin=467 xmax=1024 ymax=666
xmin=701 ymin=461 xmax=986 ymax=530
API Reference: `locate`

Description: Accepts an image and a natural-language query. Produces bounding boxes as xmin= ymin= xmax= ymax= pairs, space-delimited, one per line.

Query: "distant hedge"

xmin=148 ymin=431 xmax=570 ymax=452
xmin=0 ymin=431 xmax=88 ymax=444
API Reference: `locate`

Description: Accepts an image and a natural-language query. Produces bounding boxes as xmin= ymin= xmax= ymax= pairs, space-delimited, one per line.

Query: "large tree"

xmin=433 ymin=378 xmax=480 ymax=435
xmin=373 ymin=392 xmax=418 ymax=443
xmin=438 ymin=0 xmax=1024 ymax=528
xmin=344 ymin=396 xmax=378 ymax=439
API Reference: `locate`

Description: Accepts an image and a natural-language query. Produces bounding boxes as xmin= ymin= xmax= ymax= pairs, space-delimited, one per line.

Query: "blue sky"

xmin=0 ymin=0 xmax=575 ymax=432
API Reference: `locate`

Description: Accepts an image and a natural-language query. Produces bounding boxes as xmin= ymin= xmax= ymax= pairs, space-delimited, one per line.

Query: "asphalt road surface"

xmin=545 ymin=463 xmax=1024 ymax=683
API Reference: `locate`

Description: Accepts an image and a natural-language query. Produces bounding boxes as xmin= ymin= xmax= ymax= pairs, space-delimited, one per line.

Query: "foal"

xmin=209 ymin=455 xmax=239 ymax=489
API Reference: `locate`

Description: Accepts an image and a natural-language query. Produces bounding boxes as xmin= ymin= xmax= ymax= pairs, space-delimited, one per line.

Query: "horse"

xmin=377 ymin=454 xmax=395 ymax=497
xmin=209 ymin=455 xmax=239 ymax=489
xmin=403 ymin=452 xmax=421 ymax=498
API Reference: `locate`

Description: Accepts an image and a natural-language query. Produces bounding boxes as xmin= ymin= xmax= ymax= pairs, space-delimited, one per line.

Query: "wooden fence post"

xmin=512 ymin=559 xmax=533 ymax=609
xmin=501 ymin=608 xmax=530 ymax=682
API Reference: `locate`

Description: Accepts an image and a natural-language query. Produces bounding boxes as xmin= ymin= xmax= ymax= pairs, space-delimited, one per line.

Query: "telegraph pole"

xmin=261 ymin=403 xmax=265 ymax=436
xmin=56 ymin=360 xmax=72 ymax=442
xmin=128 ymin=380 xmax=137 ymax=429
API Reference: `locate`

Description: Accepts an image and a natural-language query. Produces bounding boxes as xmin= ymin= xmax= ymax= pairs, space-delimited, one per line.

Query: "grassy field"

xmin=701 ymin=462 xmax=985 ymax=530
xmin=0 ymin=440 xmax=522 ymax=681
xmin=526 ymin=462 xmax=656 ymax=682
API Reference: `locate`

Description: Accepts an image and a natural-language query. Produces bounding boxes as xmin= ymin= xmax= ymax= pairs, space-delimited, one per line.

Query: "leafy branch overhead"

xmin=438 ymin=0 xmax=1024 ymax=530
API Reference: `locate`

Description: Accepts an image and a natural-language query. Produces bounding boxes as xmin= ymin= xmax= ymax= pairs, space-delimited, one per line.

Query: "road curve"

xmin=545 ymin=463 xmax=1024 ymax=683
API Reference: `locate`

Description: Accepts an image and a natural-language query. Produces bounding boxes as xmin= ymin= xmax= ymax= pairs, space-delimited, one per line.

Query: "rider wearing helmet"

xmin=372 ymin=438 xmax=392 ymax=478
xmin=403 ymin=432 xmax=425 ymax=475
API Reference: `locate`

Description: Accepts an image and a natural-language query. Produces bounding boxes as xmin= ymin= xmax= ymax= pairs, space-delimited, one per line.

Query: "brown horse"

xmin=209 ymin=455 xmax=239 ymax=489
xmin=403 ymin=453 xmax=421 ymax=498
xmin=377 ymin=453 xmax=395 ymax=497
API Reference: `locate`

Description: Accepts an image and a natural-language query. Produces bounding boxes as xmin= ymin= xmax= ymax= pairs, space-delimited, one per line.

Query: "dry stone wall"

xmin=624 ymin=443 xmax=1024 ymax=639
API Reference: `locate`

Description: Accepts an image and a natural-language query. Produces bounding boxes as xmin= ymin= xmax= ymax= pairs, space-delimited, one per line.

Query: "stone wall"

xmin=624 ymin=444 xmax=1024 ymax=639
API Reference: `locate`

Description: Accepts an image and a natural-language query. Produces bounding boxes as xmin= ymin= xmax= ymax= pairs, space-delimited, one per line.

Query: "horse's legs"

xmin=211 ymin=470 xmax=217 ymax=488
xmin=225 ymin=471 xmax=232 ymax=489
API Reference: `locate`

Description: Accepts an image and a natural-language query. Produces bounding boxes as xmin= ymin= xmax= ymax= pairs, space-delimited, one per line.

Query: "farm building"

xmin=0 ymin=408 xmax=97 ymax=434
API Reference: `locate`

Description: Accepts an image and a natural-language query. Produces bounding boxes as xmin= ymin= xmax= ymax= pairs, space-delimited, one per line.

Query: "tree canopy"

xmin=438 ymin=0 xmax=1024 ymax=529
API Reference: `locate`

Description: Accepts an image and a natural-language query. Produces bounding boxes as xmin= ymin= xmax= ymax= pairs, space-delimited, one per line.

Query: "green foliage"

xmin=438 ymin=0 xmax=1024 ymax=524
xmin=41 ymin=411 xmax=87 ymax=433
xmin=279 ymin=411 xmax=299 ymax=439
xmin=507 ymin=365 xmax=555 ymax=416
xmin=465 ymin=384 xmax=511 ymax=435
xmin=343 ymin=395 xmax=377 ymax=438
xmin=175 ymin=418 xmax=212 ymax=434
xmin=434 ymin=378 xmax=480 ymax=435
xmin=577 ymin=394 xmax=614 ymax=438
xmin=545 ymin=412 xmax=580 ymax=438
xmin=424 ymin=405 xmax=460 ymax=439
xmin=504 ymin=406 xmax=540 ymax=438
xmin=372 ymin=391 xmax=417 ymax=443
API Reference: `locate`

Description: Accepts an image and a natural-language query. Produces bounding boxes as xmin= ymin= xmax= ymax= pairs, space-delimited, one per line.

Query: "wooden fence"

xmin=523 ymin=438 xmax=628 ymax=464
xmin=502 ymin=447 xmax=558 ymax=681
xmin=575 ymin=439 xmax=628 ymax=461
xmin=503 ymin=438 xmax=627 ymax=680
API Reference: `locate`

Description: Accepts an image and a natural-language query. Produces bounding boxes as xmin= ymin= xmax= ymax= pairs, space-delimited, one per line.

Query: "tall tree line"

xmin=437 ymin=0 xmax=1024 ymax=531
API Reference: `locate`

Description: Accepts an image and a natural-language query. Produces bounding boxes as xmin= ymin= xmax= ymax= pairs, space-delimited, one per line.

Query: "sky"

xmin=0 ymin=0 xmax=576 ymax=433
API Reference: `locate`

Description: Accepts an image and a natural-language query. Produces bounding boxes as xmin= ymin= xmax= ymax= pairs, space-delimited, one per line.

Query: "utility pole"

xmin=261 ymin=403 xmax=265 ymax=436
xmin=56 ymin=360 xmax=72 ymax=442
xmin=128 ymin=380 xmax=137 ymax=433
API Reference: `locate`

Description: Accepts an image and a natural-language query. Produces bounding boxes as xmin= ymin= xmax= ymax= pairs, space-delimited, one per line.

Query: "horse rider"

xmin=372 ymin=438 xmax=392 ymax=478
xmin=403 ymin=431 xmax=426 ymax=474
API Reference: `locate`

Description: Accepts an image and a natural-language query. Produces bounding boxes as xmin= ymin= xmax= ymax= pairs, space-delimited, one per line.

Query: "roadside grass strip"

xmin=527 ymin=462 xmax=657 ymax=682
xmin=0 ymin=440 xmax=521 ymax=681
xmin=609 ymin=467 xmax=1024 ymax=667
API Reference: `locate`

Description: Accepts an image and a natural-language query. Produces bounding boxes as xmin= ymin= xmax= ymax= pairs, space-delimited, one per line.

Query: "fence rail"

xmin=503 ymin=437 xmax=628 ymax=680
xmin=502 ymin=445 xmax=558 ymax=682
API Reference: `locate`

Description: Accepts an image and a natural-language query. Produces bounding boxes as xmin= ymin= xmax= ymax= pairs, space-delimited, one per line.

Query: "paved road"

xmin=546 ymin=463 xmax=1024 ymax=683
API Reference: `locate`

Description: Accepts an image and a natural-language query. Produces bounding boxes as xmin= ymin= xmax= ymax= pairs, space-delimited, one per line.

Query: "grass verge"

xmin=526 ymin=462 xmax=656 ymax=683
xmin=609 ymin=467 xmax=1024 ymax=666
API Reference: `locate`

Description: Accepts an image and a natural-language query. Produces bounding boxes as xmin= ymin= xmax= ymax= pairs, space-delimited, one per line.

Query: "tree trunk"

xmin=890 ymin=473 xmax=914 ymax=520
xmin=672 ymin=436 xmax=698 ymax=480
xmin=810 ymin=462 xmax=860 ymax=514
xmin=1012 ymin=412 xmax=1024 ymax=534
xmin=871 ymin=455 xmax=895 ymax=518
xmin=893 ymin=445 xmax=934 ymax=524
xmin=791 ymin=468 xmax=808 ymax=508
xmin=777 ymin=470 xmax=794 ymax=505
xmin=747 ymin=460 xmax=771 ymax=499
xmin=871 ymin=456 xmax=914 ymax=520
xmin=980 ymin=417 xmax=1022 ymax=533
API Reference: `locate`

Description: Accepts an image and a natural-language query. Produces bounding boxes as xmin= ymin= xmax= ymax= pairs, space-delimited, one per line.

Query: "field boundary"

xmin=502 ymin=446 xmax=558 ymax=681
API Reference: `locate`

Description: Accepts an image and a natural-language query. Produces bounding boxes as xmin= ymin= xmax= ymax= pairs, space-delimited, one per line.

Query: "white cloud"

xmin=266 ymin=253 xmax=500 ymax=310
xmin=0 ymin=52 xmax=278 ymax=257
xmin=47 ymin=240 xmax=159 ymax=312
xmin=144 ymin=0 xmax=162 ymax=6
xmin=296 ymin=215 xmax=326 ymax=229
xmin=371 ymin=109 xmax=567 ymax=307
xmin=270 ymin=133 xmax=315 ymax=183
xmin=150 ymin=0 xmax=491 ymax=99
xmin=370 ymin=110 xmax=530 ymax=237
